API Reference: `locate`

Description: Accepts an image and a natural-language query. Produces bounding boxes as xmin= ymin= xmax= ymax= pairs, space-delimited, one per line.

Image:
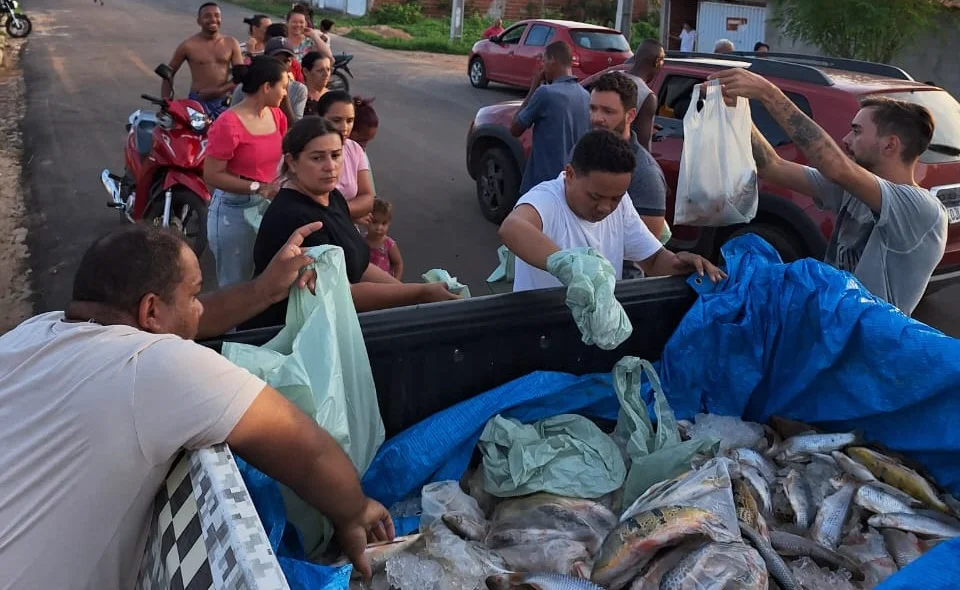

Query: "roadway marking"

xmin=125 ymin=49 xmax=156 ymax=79
xmin=48 ymin=47 xmax=77 ymax=95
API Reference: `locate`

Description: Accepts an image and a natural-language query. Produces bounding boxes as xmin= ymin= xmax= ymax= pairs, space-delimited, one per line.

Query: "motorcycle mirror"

xmin=155 ymin=64 xmax=174 ymax=81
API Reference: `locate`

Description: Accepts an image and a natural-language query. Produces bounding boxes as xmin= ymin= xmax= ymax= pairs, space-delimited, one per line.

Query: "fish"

xmin=768 ymin=416 xmax=819 ymax=440
xmin=881 ymin=529 xmax=923 ymax=569
xmin=486 ymin=527 xmax=586 ymax=549
xmin=868 ymin=512 xmax=960 ymax=538
xmin=783 ymin=470 xmax=812 ymax=530
xmin=728 ymin=447 xmax=777 ymax=483
xmin=775 ymin=432 xmax=858 ymax=462
xmin=769 ymin=530 xmax=863 ymax=577
xmin=846 ymin=447 xmax=949 ymax=513
xmin=811 ymin=475 xmax=858 ymax=549
xmin=739 ymin=522 xmax=800 ymax=590
xmin=485 ymin=572 xmax=605 ymax=590
xmin=733 ymin=477 xmax=770 ymax=540
xmin=658 ymin=542 xmax=768 ymax=590
xmin=591 ymin=506 xmax=736 ymax=590
xmin=488 ymin=494 xmax=617 ymax=555
xmin=494 ymin=539 xmax=593 ymax=577
xmin=340 ymin=533 xmax=425 ymax=578
xmin=831 ymin=451 xmax=877 ymax=483
xmin=760 ymin=424 xmax=783 ymax=458
xmin=838 ymin=528 xmax=898 ymax=587
xmin=740 ymin=464 xmax=773 ymax=516
xmin=855 ymin=484 xmax=919 ymax=516
xmin=626 ymin=543 xmax=700 ymax=589
xmin=441 ymin=513 xmax=489 ymax=542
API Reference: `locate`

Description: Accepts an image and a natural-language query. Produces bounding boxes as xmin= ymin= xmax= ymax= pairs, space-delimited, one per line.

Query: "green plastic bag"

xmin=546 ymin=247 xmax=633 ymax=350
xmin=422 ymin=268 xmax=471 ymax=298
xmin=478 ymin=413 xmax=627 ymax=499
xmin=613 ymin=357 xmax=719 ymax=506
xmin=222 ymin=246 xmax=385 ymax=558
xmin=486 ymin=245 xmax=516 ymax=283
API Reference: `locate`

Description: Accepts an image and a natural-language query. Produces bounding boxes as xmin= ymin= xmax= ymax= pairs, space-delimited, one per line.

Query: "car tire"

xmin=722 ymin=222 xmax=805 ymax=263
xmin=476 ymin=147 xmax=521 ymax=224
xmin=469 ymin=57 xmax=489 ymax=89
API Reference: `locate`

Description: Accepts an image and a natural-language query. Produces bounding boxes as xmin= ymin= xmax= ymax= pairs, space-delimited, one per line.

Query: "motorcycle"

xmin=329 ymin=53 xmax=354 ymax=93
xmin=1 ymin=0 xmax=31 ymax=38
xmin=100 ymin=64 xmax=212 ymax=255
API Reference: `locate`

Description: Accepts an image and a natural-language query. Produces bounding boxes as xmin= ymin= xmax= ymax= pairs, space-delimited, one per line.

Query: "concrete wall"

xmin=764 ymin=12 xmax=960 ymax=98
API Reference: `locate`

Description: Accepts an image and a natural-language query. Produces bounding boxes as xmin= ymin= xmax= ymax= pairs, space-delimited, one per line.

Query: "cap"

xmin=264 ymin=37 xmax=295 ymax=58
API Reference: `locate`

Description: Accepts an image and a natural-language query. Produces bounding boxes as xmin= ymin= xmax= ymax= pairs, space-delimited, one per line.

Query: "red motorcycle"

xmin=101 ymin=64 xmax=211 ymax=254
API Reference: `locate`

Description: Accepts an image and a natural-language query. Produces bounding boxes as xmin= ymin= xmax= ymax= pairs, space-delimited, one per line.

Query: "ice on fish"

xmin=686 ymin=413 xmax=764 ymax=453
xmin=385 ymin=551 xmax=446 ymax=590
xmin=789 ymin=557 xmax=857 ymax=590
xmin=658 ymin=542 xmax=768 ymax=590
xmin=494 ymin=538 xmax=593 ymax=577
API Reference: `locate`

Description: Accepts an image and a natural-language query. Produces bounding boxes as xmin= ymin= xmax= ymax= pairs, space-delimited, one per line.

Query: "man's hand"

xmin=707 ymin=68 xmax=777 ymax=105
xmin=419 ymin=283 xmax=461 ymax=303
xmin=337 ymin=499 xmax=396 ymax=581
xmin=254 ymin=221 xmax=324 ymax=303
xmin=675 ymin=251 xmax=726 ymax=283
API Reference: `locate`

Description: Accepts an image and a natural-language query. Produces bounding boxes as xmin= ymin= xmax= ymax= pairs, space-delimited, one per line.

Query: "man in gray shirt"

xmin=511 ymin=40 xmax=590 ymax=196
xmin=711 ymin=68 xmax=947 ymax=315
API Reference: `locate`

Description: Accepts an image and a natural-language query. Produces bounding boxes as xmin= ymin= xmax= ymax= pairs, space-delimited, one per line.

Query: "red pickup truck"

xmin=466 ymin=52 xmax=960 ymax=292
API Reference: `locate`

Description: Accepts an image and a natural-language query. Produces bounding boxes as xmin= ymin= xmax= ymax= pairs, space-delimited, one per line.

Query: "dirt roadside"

xmin=0 ymin=38 xmax=32 ymax=333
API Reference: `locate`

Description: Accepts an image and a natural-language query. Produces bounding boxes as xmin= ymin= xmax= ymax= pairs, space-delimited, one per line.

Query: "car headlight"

xmin=186 ymin=107 xmax=209 ymax=132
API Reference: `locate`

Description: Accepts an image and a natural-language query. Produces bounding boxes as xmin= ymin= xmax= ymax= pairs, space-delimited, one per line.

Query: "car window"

xmin=569 ymin=30 xmax=630 ymax=52
xmin=524 ymin=24 xmax=555 ymax=47
xmin=500 ymin=25 xmax=526 ymax=45
xmin=655 ymin=74 xmax=813 ymax=146
xmin=877 ymin=90 xmax=960 ymax=163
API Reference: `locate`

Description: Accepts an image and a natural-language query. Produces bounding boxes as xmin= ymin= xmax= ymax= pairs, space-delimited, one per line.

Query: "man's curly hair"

xmin=590 ymin=71 xmax=639 ymax=113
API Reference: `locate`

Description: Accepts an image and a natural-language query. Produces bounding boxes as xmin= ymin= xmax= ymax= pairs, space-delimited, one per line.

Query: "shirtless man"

xmin=162 ymin=2 xmax=244 ymax=119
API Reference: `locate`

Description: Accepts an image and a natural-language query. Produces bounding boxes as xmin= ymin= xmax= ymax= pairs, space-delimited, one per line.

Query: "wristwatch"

xmin=249 ymin=181 xmax=261 ymax=194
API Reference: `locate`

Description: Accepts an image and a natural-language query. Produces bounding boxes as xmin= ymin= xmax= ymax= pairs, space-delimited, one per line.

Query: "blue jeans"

xmin=207 ymin=190 xmax=264 ymax=287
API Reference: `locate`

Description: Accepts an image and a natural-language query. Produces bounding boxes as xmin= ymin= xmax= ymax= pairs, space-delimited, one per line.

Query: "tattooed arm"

xmin=750 ymin=126 xmax=815 ymax=196
xmin=710 ymin=68 xmax=882 ymax=211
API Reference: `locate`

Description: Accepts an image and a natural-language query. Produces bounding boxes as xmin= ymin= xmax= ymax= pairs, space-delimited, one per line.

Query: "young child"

xmin=367 ymin=199 xmax=403 ymax=280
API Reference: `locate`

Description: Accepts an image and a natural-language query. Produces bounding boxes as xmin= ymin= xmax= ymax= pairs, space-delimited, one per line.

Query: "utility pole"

xmin=450 ymin=0 xmax=464 ymax=40
xmin=616 ymin=0 xmax=634 ymax=44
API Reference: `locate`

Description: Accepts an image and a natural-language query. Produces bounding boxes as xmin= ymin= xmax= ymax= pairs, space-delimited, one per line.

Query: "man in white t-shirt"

xmin=499 ymin=129 xmax=725 ymax=292
xmin=0 ymin=222 xmax=394 ymax=590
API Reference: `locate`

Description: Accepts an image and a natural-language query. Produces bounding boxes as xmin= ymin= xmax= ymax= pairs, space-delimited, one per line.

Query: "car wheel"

xmin=722 ymin=222 xmax=805 ymax=263
xmin=476 ymin=147 xmax=521 ymax=224
xmin=469 ymin=57 xmax=489 ymax=89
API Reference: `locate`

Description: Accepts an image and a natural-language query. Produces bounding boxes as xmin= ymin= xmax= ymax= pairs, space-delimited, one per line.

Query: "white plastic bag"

xmin=674 ymin=79 xmax=758 ymax=227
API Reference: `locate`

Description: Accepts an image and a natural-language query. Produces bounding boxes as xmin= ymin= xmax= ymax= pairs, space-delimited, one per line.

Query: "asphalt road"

xmin=18 ymin=0 xmax=960 ymax=336
xmin=21 ymin=0 xmax=520 ymax=311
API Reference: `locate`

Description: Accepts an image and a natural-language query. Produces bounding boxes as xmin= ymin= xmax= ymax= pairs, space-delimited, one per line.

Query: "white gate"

xmin=697 ymin=1 xmax=766 ymax=54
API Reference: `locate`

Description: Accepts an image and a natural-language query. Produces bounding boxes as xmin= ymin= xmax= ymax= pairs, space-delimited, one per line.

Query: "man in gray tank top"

xmin=624 ymin=39 xmax=665 ymax=151
xmin=709 ymin=68 xmax=947 ymax=316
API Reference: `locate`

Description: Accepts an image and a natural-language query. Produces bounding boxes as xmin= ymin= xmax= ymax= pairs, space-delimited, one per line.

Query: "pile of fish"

xmin=350 ymin=415 xmax=960 ymax=590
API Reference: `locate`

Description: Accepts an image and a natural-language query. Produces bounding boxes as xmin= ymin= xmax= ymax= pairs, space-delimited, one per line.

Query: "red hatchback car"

xmin=468 ymin=19 xmax=633 ymax=90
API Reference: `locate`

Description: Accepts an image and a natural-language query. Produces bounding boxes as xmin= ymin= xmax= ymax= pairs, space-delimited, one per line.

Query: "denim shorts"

xmin=207 ymin=190 xmax=265 ymax=287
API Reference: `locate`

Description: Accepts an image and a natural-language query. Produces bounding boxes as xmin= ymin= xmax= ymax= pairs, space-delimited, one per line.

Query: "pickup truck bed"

xmin=202 ymin=276 xmax=696 ymax=438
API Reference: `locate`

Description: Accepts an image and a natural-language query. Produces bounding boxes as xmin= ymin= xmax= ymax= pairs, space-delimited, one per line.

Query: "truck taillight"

xmin=571 ymin=53 xmax=581 ymax=67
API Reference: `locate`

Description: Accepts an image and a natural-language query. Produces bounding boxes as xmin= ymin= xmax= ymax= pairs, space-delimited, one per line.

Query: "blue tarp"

xmin=236 ymin=234 xmax=960 ymax=589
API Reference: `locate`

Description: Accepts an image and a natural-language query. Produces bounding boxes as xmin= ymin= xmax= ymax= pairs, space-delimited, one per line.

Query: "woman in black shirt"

xmin=246 ymin=118 xmax=458 ymax=328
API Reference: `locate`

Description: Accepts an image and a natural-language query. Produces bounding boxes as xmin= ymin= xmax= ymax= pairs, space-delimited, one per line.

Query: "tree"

xmin=771 ymin=0 xmax=945 ymax=63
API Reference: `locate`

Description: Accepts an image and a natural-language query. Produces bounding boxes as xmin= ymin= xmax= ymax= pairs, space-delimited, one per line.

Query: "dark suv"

xmin=465 ymin=52 xmax=960 ymax=291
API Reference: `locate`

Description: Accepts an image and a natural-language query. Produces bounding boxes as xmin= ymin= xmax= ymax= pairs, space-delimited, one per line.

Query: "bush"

xmin=631 ymin=20 xmax=658 ymax=43
xmin=370 ymin=2 xmax=424 ymax=25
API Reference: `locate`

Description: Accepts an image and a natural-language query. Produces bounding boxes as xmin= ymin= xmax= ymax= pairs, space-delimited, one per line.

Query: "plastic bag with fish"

xmin=485 ymin=493 xmax=617 ymax=556
xmin=591 ymin=506 xmax=738 ymax=589
xmin=495 ymin=538 xmax=594 ymax=578
xmin=612 ymin=358 xmax=720 ymax=506
xmin=420 ymin=480 xmax=487 ymax=537
xmin=381 ymin=527 xmax=506 ymax=590
xmin=789 ymin=557 xmax=857 ymax=590
xmin=684 ymin=413 xmax=764 ymax=454
xmin=657 ymin=542 xmax=768 ymax=590
xmin=620 ymin=457 xmax=741 ymax=539
xmin=486 ymin=572 xmax=605 ymax=590
xmin=838 ymin=527 xmax=898 ymax=588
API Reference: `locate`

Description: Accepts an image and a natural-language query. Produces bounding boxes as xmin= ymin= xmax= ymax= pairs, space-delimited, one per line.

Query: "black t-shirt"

xmin=243 ymin=187 xmax=369 ymax=329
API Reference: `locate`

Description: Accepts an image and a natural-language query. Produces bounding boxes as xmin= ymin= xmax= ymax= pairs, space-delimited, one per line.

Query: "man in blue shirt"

xmin=510 ymin=40 xmax=590 ymax=196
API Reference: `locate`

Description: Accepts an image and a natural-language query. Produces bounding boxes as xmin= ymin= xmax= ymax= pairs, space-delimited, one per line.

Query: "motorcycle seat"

xmin=334 ymin=54 xmax=353 ymax=68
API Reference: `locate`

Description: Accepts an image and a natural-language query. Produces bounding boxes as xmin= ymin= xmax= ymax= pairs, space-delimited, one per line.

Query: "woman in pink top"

xmin=314 ymin=91 xmax=375 ymax=223
xmin=203 ymin=57 xmax=289 ymax=287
